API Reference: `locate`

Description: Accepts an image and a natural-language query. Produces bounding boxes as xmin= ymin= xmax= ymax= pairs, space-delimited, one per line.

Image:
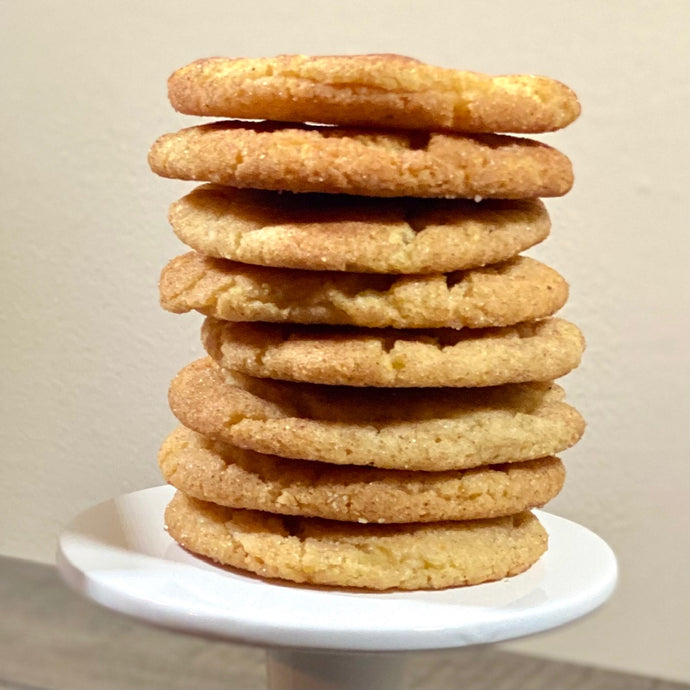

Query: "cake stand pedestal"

xmin=56 ymin=486 xmax=617 ymax=690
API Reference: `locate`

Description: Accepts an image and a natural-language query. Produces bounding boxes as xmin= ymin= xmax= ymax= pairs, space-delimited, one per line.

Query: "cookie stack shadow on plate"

xmin=148 ymin=54 xmax=586 ymax=591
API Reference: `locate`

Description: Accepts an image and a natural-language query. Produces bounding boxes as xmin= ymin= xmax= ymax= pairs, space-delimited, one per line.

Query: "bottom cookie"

xmin=165 ymin=491 xmax=548 ymax=591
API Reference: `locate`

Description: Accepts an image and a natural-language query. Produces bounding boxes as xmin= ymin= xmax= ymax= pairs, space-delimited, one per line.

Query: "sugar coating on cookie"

xmin=167 ymin=54 xmax=580 ymax=134
xmin=148 ymin=122 xmax=574 ymax=198
xmin=159 ymin=252 xmax=568 ymax=329
xmin=201 ymin=317 xmax=585 ymax=388
xmin=168 ymin=358 xmax=585 ymax=470
xmin=160 ymin=426 xmax=565 ymax=523
xmin=165 ymin=491 xmax=548 ymax=590
xmin=168 ymin=185 xmax=551 ymax=274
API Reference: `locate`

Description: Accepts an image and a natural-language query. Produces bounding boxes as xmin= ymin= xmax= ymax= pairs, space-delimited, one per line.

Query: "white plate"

xmin=56 ymin=486 xmax=617 ymax=652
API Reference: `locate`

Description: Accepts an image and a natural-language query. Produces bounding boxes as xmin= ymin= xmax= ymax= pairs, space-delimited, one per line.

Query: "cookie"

xmin=165 ymin=491 xmax=548 ymax=590
xmin=160 ymin=426 xmax=565 ymax=523
xmin=201 ymin=317 xmax=585 ymax=387
xmin=160 ymin=253 xmax=568 ymax=330
xmin=148 ymin=121 xmax=574 ymax=198
xmin=168 ymin=185 xmax=550 ymax=274
xmin=167 ymin=54 xmax=580 ymax=134
xmin=168 ymin=358 xmax=585 ymax=471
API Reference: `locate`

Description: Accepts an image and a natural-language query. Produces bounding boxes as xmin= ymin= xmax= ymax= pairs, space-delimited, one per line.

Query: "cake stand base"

xmin=266 ymin=649 xmax=406 ymax=690
xmin=57 ymin=486 xmax=617 ymax=690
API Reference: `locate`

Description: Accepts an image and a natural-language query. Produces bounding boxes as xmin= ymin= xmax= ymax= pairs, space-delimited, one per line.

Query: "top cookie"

xmin=168 ymin=54 xmax=580 ymax=134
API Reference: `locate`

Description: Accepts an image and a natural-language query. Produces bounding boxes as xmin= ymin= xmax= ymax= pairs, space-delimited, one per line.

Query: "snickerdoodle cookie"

xmin=201 ymin=317 xmax=585 ymax=387
xmin=168 ymin=185 xmax=550 ymax=273
xmin=148 ymin=121 xmax=573 ymax=198
xmin=168 ymin=358 xmax=584 ymax=471
xmin=160 ymin=253 xmax=568 ymax=330
xmin=167 ymin=54 xmax=580 ymax=133
xmin=160 ymin=426 xmax=565 ymax=523
xmin=165 ymin=491 xmax=548 ymax=590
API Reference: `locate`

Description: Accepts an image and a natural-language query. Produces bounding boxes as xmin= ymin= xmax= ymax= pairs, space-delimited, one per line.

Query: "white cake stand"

xmin=56 ymin=485 xmax=617 ymax=690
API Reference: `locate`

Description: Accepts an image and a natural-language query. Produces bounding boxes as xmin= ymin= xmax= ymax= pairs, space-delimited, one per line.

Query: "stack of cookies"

xmin=148 ymin=54 xmax=585 ymax=591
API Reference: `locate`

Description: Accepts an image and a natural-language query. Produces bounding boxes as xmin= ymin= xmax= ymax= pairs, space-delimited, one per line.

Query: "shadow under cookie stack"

xmin=148 ymin=54 xmax=585 ymax=591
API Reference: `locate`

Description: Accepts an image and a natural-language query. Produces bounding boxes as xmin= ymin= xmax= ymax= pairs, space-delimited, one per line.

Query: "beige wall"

xmin=1 ymin=0 xmax=688 ymax=683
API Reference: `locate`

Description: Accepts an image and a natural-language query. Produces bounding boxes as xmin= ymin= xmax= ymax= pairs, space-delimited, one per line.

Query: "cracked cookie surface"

xmin=165 ymin=491 xmax=548 ymax=589
xmin=148 ymin=121 xmax=574 ymax=198
xmin=168 ymin=185 xmax=550 ymax=273
xmin=168 ymin=358 xmax=585 ymax=470
xmin=160 ymin=252 xmax=568 ymax=329
xmin=167 ymin=54 xmax=580 ymax=134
